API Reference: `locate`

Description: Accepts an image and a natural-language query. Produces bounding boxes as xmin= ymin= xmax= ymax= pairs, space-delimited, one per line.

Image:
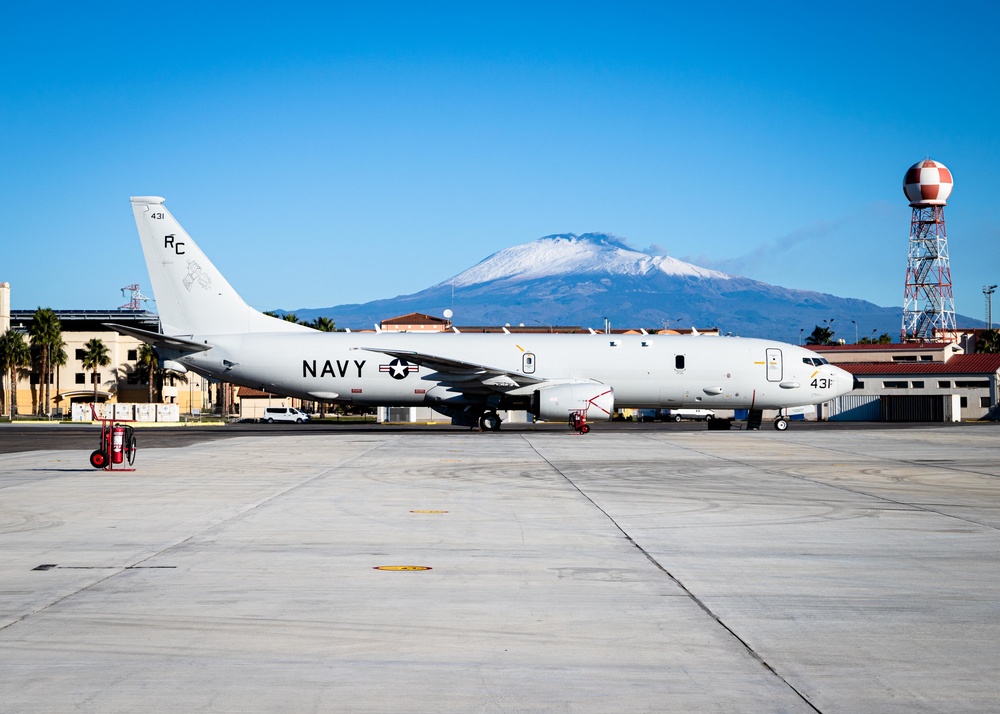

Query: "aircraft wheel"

xmin=774 ymin=418 xmax=789 ymax=431
xmin=125 ymin=433 xmax=137 ymax=465
xmin=89 ymin=450 xmax=108 ymax=469
xmin=674 ymin=415 xmax=682 ymax=422
xmin=480 ymin=412 xmax=502 ymax=431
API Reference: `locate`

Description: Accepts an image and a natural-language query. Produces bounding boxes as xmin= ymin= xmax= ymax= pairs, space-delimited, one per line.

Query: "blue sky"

xmin=3 ymin=2 xmax=998 ymax=328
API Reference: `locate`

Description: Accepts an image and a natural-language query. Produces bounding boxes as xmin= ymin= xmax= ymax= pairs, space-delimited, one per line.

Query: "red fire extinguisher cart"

xmin=89 ymin=405 xmax=137 ymax=471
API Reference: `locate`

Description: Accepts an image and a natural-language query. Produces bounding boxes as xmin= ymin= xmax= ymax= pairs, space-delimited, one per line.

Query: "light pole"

xmin=985 ymin=285 xmax=998 ymax=330
xmin=799 ymin=328 xmax=804 ymax=345
xmin=851 ymin=320 xmax=858 ymax=344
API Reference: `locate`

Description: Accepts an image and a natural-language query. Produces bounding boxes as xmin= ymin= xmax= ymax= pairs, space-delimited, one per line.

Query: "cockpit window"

xmin=802 ymin=357 xmax=830 ymax=366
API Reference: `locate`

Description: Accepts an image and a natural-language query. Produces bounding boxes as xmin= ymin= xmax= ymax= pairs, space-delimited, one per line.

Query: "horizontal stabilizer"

xmin=104 ymin=323 xmax=212 ymax=354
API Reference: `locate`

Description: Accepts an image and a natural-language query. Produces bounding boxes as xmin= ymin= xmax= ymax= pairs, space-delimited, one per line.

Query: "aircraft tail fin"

xmin=130 ymin=197 xmax=311 ymax=337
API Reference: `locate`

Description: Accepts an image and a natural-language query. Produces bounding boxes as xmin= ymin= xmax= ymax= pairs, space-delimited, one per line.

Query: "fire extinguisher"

xmin=112 ymin=424 xmax=125 ymax=464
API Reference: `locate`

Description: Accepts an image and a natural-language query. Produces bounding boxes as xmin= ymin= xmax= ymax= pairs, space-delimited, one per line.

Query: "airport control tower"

xmin=901 ymin=159 xmax=956 ymax=342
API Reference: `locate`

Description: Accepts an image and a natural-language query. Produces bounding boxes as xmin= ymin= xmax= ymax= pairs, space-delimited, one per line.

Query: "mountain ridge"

xmin=283 ymin=233 xmax=983 ymax=342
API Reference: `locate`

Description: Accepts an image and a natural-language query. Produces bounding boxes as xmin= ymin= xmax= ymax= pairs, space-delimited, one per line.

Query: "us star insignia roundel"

xmin=379 ymin=358 xmax=418 ymax=380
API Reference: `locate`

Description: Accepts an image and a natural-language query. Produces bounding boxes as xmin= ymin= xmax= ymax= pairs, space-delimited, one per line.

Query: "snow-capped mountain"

xmin=447 ymin=234 xmax=728 ymax=287
xmin=285 ymin=233 xmax=979 ymax=342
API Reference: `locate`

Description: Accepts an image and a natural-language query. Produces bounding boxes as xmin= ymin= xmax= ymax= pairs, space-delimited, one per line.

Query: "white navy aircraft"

xmin=116 ymin=196 xmax=856 ymax=432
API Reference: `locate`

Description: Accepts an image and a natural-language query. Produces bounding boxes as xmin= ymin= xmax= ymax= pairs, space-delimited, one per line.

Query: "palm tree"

xmin=0 ymin=329 xmax=31 ymax=418
xmin=81 ymin=338 xmax=111 ymax=401
xmin=28 ymin=308 xmax=62 ymax=416
xmin=282 ymin=313 xmax=301 ymax=323
xmin=310 ymin=316 xmax=336 ymax=332
xmin=136 ymin=343 xmax=158 ymax=402
xmin=51 ymin=341 xmax=67 ymax=416
xmin=977 ymin=329 xmax=1000 ymax=354
xmin=804 ymin=325 xmax=835 ymax=346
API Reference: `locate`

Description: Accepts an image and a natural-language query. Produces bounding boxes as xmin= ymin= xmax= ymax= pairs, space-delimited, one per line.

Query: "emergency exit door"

xmin=765 ymin=348 xmax=783 ymax=382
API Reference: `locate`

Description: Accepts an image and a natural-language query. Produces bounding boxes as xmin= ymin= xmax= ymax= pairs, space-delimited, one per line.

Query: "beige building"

xmin=2 ymin=285 xmax=211 ymax=417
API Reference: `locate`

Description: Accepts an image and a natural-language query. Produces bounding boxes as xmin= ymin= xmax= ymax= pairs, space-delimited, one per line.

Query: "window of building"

xmin=892 ymin=356 xmax=917 ymax=362
xmin=75 ymin=348 xmax=85 ymax=360
xmin=961 ymin=397 xmax=968 ymax=408
xmin=75 ymin=373 xmax=86 ymax=384
xmin=127 ymin=349 xmax=137 ymax=361
xmin=883 ymin=381 xmax=908 ymax=388
xmin=91 ymin=373 xmax=101 ymax=384
xmin=981 ymin=397 xmax=992 ymax=408
xmin=955 ymin=380 xmax=989 ymax=388
xmin=911 ymin=381 xmax=924 ymax=388
xmin=920 ymin=355 xmax=933 ymax=361
xmin=938 ymin=381 xmax=951 ymax=388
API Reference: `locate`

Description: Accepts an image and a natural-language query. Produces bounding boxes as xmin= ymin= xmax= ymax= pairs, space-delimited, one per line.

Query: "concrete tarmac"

xmin=1 ymin=425 xmax=998 ymax=712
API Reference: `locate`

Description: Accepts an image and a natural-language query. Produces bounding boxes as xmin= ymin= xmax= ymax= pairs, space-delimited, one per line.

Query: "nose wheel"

xmin=773 ymin=417 xmax=789 ymax=431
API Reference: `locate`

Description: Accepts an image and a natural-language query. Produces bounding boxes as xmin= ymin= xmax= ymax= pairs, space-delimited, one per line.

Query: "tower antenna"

xmin=901 ymin=159 xmax=956 ymax=342
xmin=119 ymin=283 xmax=151 ymax=310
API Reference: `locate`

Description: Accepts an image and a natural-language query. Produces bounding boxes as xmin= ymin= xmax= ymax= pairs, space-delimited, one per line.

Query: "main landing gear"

xmin=478 ymin=410 xmax=502 ymax=432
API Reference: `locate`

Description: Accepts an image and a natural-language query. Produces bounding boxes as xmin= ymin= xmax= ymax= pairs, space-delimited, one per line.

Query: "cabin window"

xmin=675 ymin=355 xmax=685 ymax=370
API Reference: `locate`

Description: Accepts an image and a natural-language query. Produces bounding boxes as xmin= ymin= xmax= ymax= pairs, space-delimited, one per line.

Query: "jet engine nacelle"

xmin=531 ymin=381 xmax=614 ymax=422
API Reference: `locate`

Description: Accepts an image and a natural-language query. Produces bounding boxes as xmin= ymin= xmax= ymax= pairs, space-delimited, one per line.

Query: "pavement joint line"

xmin=635 ymin=431 xmax=1000 ymax=533
xmin=520 ymin=434 xmax=825 ymax=714
xmin=0 ymin=436 xmax=391 ymax=636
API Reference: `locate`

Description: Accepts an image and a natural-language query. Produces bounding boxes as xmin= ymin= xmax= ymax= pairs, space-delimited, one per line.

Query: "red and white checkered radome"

xmin=903 ymin=159 xmax=953 ymax=207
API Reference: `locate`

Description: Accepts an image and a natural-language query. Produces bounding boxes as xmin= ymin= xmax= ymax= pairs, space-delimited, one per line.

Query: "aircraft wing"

xmin=354 ymin=347 xmax=546 ymax=387
xmin=104 ymin=323 xmax=212 ymax=354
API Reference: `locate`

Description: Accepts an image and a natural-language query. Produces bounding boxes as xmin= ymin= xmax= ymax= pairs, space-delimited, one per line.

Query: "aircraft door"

xmin=522 ymin=353 xmax=536 ymax=374
xmin=766 ymin=348 xmax=782 ymax=382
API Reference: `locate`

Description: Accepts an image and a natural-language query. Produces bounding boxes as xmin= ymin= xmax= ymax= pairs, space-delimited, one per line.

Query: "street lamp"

xmin=985 ymin=285 xmax=998 ymax=330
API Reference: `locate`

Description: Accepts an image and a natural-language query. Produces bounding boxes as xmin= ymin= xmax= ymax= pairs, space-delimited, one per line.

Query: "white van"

xmin=667 ymin=409 xmax=715 ymax=422
xmin=261 ymin=407 xmax=310 ymax=423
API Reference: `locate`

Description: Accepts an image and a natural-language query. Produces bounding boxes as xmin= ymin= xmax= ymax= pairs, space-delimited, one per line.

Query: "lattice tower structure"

xmin=901 ymin=159 xmax=956 ymax=342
